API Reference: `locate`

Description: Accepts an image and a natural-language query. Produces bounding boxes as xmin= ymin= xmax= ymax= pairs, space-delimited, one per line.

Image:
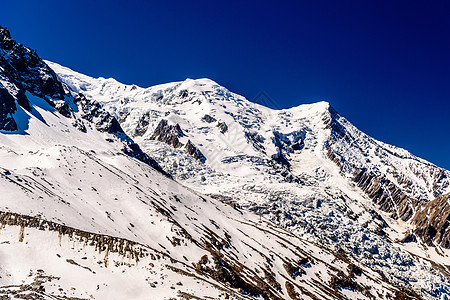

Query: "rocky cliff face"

xmin=0 ymin=26 xmax=66 ymax=131
xmin=412 ymin=193 xmax=450 ymax=248
xmin=150 ymin=119 xmax=206 ymax=162
xmin=352 ymin=168 xmax=418 ymax=221
xmin=75 ymin=93 xmax=123 ymax=134
xmin=0 ymin=86 xmax=18 ymax=130
xmin=150 ymin=119 xmax=184 ymax=148
xmin=0 ymin=26 xmax=167 ymax=177
xmin=70 ymin=94 xmax=169 ymax=176
xmin=0 ymin=27 xmax=64 ymax=100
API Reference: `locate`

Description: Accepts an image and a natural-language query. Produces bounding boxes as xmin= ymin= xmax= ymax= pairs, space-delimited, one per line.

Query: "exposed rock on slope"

xmin=150 ymin=119 xmax=184 ymax=148
xmin=353 ymin=168 xmax=418 ymax=221
xmin=75 ymin=93 xmax=123 ymax=134
xmin=0 ymin=86 xmax=17 ymax=130
xmin=0 ymin=26 xmax=65 ymax=131
xmin=0 ymin=26 xmax=166 ymax=177
xmin=217 ymin=120 xmax=228 ymax=133
xmin=185 ymin=139 xmax=206 ymax=163
xmin=150 ymin=119 xmax=206 ymax=162
xmin=413 ymin=193 xmax=450 ymax=248
xmin=202 ymin=114 xmax=216 ymax=123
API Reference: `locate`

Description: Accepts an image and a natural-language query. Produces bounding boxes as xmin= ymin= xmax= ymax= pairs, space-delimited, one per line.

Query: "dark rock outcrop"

xmin=150 ymin=119 xmax=184 ymax=148
xmin=245 ymin=131 xmax=266 ymax=154
xmin=323 ymin=105 xmax=354 ymax=151
xmin=185 ymin=140 xmax=206 ymax=163
xmin=326 ymin=145 xmax=342 ymax=168
xmin=179 ymin=90 xmax=189 ymax=98
xmin=268 ymin=131 xmax=306 ymax=182
xmin=75 ymin=94 xmax=122 ymax=134
xmin=122 ymin=142 xmax=171 ymax=177
xmin=149 ymin=119 xmax=206 ymax=163
xmin=432 ymin=169 xmax=449 ymax=198
xmin=0 ymin=26 xmax=65 ymax=100
xmin=273 ymin=131 xmax=304 ymax=154
xmin=353 ymin=169 xmax=417 ymax=221
xmin=413 ymin=193 xmax=450 ymax=248
xmin=217 ymin=121 xmax=228 ymax=134
xmin=0 ymin=25 xmax=66 ymax=130
xmin=201 ymin=114 xmax=216 ymax=123
xmin=73 ymin=94 xmax=170 ymax=177
xmin=134 ymin=112 xmax=151 ymax=136
xmin=271 ymin=152 xmax=291 ymax=171
xmin=0 ymin=210 xmax=155 ymax=265
xmin=0 ymin=86 xmax=18 ymax=130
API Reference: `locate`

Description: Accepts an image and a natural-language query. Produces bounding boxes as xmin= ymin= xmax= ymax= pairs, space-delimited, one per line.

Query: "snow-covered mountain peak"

xmin=46 ymin=61 xmax=334 ymax=137
xmin=287 ymin=100 xmax=330 ymax=114
xmin=178 ymin=77 xmax=220 ymax=89
xmin=47 ymin=60 xmax=450 ymax=298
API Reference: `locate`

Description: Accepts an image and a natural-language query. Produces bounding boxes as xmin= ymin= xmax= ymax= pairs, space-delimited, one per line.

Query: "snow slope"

xmin=48 ymin=60 xmax=450 ymax=299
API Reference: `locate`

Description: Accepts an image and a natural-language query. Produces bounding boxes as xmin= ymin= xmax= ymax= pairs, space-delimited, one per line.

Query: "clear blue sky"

xmin=2 ymin=0 xmax=449 ymax=169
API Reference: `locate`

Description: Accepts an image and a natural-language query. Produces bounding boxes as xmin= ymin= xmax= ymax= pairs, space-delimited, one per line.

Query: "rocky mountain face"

xmin=150 ymin=118 xmax=206 ymax=162
xmin=0 ymin=25 xmax=165 ymax=177
xmin=49 ymin=59 xmax=450 ymax=299
xmin=413 ymin=193 xmax=450 ymax=248
xmin=324 ymin=106 xmax=450 ymax=241
xmin=0 ymin=26 xmax=427 ymax=300
xmin=0 ymin=26 xmax=65 ymax=130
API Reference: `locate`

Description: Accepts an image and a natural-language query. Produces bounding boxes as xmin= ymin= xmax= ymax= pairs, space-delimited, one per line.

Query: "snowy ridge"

xmin=48 ymin=60 xmax=450 ymax=299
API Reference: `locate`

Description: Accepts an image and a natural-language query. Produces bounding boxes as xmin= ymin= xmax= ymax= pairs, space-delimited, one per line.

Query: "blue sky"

xmin=2 ymin=0 xmax=449 ymax=169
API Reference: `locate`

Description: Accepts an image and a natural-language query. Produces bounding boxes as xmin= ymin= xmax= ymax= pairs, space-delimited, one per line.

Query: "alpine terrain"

xmin=0 ymin=25 xmax=448 ymax=299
